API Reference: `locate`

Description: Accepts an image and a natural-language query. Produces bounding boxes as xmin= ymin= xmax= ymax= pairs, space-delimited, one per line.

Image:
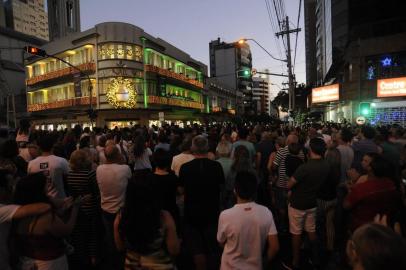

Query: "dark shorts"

xmin=273 ymin=186 xmax=288 ymax=210
xmin=183 ymin=223 xmax=219 ymax=256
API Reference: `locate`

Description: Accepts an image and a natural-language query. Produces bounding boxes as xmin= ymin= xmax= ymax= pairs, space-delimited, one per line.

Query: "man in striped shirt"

xmin=272 ymin=134 xmax=304 ymax=232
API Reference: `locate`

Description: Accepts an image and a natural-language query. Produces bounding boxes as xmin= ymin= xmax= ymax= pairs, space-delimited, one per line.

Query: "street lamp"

xmin=237 ymin=38 xmax=286 ymax=62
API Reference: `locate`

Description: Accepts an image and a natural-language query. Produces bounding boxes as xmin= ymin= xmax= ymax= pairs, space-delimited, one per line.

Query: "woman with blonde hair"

xmin=66 ymin=150 xmax=102 ymax=269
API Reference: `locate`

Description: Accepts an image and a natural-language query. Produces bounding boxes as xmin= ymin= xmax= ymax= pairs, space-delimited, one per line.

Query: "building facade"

xmin=25 ymin=22 xmax=219 ymax=129
xmin=306 ymin=0 xmax=406 ymax=126
xmin=209 ymin=38 xmax=252 ymax=114
xmin=47 ymin=0 xmax=81 ymax=41
xmin=205 ymin=77 xmax=238 ymax=120
xmin=5 ymin=0 xmax=49 ymax=40
xmin=252 ymin=76 xmax=270 ymax=115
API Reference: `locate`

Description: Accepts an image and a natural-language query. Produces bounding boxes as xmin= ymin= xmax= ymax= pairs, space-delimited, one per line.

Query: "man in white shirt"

xmin=97 ymin=145 xmax=131 ymax=214
xmin=27 ymin=134 xmax=69 ymax=198
xmin=171 ymin=137 xmax=194 ymax=176
xmin=0 ymin=171 xmax=50 ymax=270
xmin=96 ymin=144 xmax=131 ymax=269
xmin=217 ymin=171 xmax=279 ymax=270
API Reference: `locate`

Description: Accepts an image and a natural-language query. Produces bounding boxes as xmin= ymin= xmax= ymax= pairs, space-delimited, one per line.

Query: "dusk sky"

xmin=80 ymin=0 xmax=305 ymax=98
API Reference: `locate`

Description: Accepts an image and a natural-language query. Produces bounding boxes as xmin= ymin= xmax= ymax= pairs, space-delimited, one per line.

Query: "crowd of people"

xmin=1 ymin=119 xmax=406 ymax=270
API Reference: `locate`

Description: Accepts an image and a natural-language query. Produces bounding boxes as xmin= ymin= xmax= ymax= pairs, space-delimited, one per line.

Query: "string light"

xmin=106 ymin=77 xmax=137 ymax=109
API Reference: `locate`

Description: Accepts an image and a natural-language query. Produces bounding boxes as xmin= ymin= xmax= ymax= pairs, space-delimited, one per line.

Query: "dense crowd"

xmin=1 ymin=119 xmax=406 ymax=270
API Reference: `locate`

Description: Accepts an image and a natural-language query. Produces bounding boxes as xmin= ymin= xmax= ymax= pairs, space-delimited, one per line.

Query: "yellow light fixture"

xmin=84 ymin=44 xmax=94 ymax=48
xmin=66 ymin=50 xmax=76 ymax=55
xmin=238 ymin=39 xmax=246 ymax=45
xmin=106 ymin=77 xmax=137 ymax=109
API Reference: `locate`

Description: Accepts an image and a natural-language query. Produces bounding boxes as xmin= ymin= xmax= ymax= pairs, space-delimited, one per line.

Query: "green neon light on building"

xmin=142 ymin=42 xmax=148 ymax=108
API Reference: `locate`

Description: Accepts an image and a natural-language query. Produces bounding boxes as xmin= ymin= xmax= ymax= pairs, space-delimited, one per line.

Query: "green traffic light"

xmin=243 ymin=70 xmax=250 ymax=76
xmin=362 ymin=108 xmax=370 ymax=115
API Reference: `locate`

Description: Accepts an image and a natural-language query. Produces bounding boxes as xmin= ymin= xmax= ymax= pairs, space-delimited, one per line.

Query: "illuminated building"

xmin=25 ymin=22 xmax=218 ymax=129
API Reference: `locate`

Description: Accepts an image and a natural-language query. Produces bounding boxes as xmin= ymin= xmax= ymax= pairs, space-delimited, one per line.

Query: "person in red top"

xmin=344 ymin=155 xmax=400 ymax=232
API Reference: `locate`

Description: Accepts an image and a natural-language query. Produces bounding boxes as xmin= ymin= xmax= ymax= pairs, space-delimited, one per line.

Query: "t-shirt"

xmin=256 ymin=140 xmax=275 ymax=172
xmin=274 ymin=146 xmax=305 ymax=188
xmin=351 ymin=139 xmax=379 ymax=172
xmin=231 ymin=140 xmax=256 ymax=163
xmin=217 ymin=202 xmax=277 ymax=270
xmin=345 ymin=177 xmax=399 ymax=231
xmin=133 ymin=148 xmax=152 ymax=170
xmin=96 ymin=163 xmax=131 ymax=214
xmin=154 ymin=143 xmax=170 ymax=152
xmin=0 ymin=204 xmax=20 ymax=270
xmin=285 ymin=154 xmax=304 ymax=178
xmin=290 ymin=159 xmax=330 ymax=210
xmin=337 ymin=145 xmax=354 ymax=183
xmin=179 ymin=158 xmax=225 ymax=227
xmin=28 ymin=155 xmax=69 ymax=198
xmin=148 ymin=173 xmax=180 ymax=222
xmin=217 ymin=157 xmax=233 ymax=181
xmin=171 ymin=153 xmax=194 ymax=176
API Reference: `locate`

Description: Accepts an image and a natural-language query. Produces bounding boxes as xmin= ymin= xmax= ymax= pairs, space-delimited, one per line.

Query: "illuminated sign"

xmin=148 ymin=96 xmax=204 ymax=110
xmin=311 ymin=84 xmax=339 ymax=103
xmin=377 ymin=77 xmax=406 ymax=98
xmin=106 ymin=77 xmax=137 ymax=109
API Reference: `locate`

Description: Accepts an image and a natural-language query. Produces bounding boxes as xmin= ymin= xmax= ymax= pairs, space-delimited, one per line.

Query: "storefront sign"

xmin=145 ymin=65 xmax=204 ymax=89
xmin=377 ymin=77 xmax=406 ymax=97
xmin=27 ymin=96 xmax=96 ymax=112
xmin=148 ymin=95 xmax=204 ymax=110
xmin=27 ymin=62 xmax=96 ymax=86
xmin=106 ymin=77 xmax=137 ymax=109
xmin=311 ymin=84 xmax=339 ymax=103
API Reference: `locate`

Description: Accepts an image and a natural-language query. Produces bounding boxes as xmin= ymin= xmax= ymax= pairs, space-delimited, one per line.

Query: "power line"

xmin=264 ymin=0 xmax=283 ymax=59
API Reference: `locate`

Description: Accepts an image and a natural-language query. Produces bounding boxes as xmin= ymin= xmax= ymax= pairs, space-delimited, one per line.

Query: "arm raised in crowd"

xmin=12 ymin=203 xmax=51 ymax=220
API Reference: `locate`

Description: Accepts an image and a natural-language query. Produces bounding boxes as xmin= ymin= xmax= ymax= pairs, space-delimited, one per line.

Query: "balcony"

xmin=145 ymin=65 xmax=203 ymax=89
xmin=28 ymin=96 xmax=97 ymax=112
xmin=27 ymin=62 xmax=96 ymax=86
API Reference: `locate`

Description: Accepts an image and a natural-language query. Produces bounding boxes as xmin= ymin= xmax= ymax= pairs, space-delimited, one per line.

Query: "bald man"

xmin=97 ymin=144 xmax=131 ymax=268
xmin=272 ymin=134 xmax=305 ymax=232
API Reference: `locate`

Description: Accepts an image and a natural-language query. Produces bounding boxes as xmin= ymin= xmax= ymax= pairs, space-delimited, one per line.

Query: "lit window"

xmin=126 ymin=45 xmax=133 ymax=60
xmin=117 ymin=44 xmax=125 ymax=59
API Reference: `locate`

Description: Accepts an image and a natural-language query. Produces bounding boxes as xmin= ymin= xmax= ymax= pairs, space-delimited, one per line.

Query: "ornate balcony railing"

xmin=144 ymin=65 xmax=203 ymax=89
xmin=27 ymin=62 xmax=96 ymax=86
xmin=27 ymin=96 xmax=97 ymax=112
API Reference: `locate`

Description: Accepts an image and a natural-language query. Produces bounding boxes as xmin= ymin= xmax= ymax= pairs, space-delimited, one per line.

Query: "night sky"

xmin=80 ymin=0 xmax=305 ymax=98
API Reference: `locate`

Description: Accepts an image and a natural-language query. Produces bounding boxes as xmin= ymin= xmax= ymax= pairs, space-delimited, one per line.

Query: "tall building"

xmin=252 ymin=75 xmax=270 ymax=115
xmin=47 ymin=0 xmax=81 ymax=41
xmin=305 ymin=0 xmax=406 ymax=126
xmin=304 ymin=0 xmax=316 ymax=86
xmin=4 ymin=0 xmax=49 ymax=40
xmin=0 ymin=26 xmax=45 ymax=126
xmin=209 ymin=38 xmax=252 ymax=114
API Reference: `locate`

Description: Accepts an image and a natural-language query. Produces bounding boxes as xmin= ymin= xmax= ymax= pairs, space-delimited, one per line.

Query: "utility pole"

xmin=276 ymin=16 xmax=301 ymax=114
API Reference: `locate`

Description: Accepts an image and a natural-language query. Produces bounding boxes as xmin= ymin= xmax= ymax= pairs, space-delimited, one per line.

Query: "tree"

xmin=272 ymin=90 xmax=289 ymax=112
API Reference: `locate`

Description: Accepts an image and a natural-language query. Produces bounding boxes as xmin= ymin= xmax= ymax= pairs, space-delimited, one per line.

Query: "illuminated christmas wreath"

xmin=106 ymin=77 xmax=137 ymax=109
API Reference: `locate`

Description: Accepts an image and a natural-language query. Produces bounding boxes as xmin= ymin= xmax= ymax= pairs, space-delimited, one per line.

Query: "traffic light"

xmin=359 ymin=102 xmax=371 ymax=116
xmin=237 ymin=69 xmax=251 ymax=78
xmin=24 ymin=46 xmax=47 ymax=57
